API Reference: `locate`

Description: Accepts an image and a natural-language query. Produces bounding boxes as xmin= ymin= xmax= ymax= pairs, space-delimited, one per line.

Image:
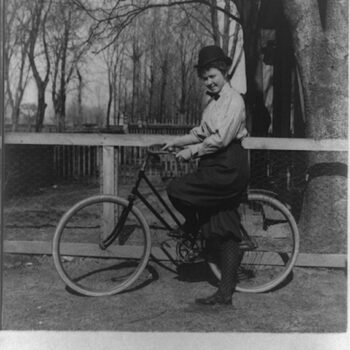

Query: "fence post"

xmin=102 ymin=146 xmax=119 ymax=238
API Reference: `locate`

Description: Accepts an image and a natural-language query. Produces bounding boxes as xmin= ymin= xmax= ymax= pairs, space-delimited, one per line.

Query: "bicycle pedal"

xmin=168 ymin=230 xmax=187 ymax=240
xmin=239 ymin=239 xmax=257 ymax=251
xmin=179 ymin=255 xmax=202 ymax=264
xmin=168 ymin=232 xmax=183 ymax=240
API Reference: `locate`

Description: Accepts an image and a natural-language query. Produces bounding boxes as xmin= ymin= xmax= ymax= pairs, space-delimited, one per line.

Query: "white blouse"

xmin=187 ymin=83 xmax=248 ymax=157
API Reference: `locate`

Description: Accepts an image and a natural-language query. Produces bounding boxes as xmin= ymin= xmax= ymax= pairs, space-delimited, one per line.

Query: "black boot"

xmin=195 ymin=290 xmax=232 ymax=305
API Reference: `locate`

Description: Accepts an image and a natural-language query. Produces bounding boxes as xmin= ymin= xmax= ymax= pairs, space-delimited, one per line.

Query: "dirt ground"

xmin=2 ymin=181 xmax=348 ymax=334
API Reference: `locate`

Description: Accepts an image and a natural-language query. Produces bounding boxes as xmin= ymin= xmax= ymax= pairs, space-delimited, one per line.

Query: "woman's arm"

xmin=187 ymin=94 xmax=247 ymax=157
xmin=162 ymin=133 xmax=200 ymax=151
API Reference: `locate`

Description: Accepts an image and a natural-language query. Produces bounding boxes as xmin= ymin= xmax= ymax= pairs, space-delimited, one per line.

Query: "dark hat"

xmin=194 ymin=45 xmax=232 ymax=69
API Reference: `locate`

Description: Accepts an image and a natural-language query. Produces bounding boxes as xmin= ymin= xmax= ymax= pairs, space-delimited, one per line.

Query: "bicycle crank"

xmin=176 ymin=239 xmax=202 ymax=264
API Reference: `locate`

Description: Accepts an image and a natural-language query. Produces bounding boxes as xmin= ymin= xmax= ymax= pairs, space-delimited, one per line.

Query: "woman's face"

xmin=201 ymin=68 xmax=226 ymax=94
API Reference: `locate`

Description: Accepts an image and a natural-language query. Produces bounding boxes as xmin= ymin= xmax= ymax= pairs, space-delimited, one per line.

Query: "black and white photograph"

xmin=0 ymin=0 xmax=348 ymax=349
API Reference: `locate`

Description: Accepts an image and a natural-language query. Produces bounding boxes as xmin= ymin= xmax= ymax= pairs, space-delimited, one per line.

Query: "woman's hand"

xmin=175 ymin=148 xmax=192 ymax=161
xmin=161 ymin=141 xmax=177 ymax=152
xmin=162 ymin=134 xmax=199 ymax=152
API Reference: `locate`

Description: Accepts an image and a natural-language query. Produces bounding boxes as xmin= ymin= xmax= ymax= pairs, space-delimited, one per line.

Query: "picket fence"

xmin=53 ymin=144 xmax=197 ymax=182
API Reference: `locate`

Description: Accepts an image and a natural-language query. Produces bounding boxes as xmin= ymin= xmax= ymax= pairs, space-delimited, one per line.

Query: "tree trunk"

xmin=113 ymin=70 xmax=117 ymax=126
xmin=57 ymin=32 xmax=68 ymax=132
xmin=35 ymin=85 xmax=47 ymax=132
xmin=11 ymin=104 xmax=20 ymax=132
xmin=210 ymin=0 xmax=220 ymax=44
xmin=106 ymin=81 xmax=113 ymax=129
xmin=131 ymin=41 xmax=142 ymax=124
xmin=27 ymin=0 xmax=51 ymax=133
xmin=118 ymin=58 xmax=124 ymax=125
xmin=159 ymin=58 xmax=168 ymax=123
xmin=56 ymin=100 xmax=65 ymax=132
xmin=148 ymin=64 xmax=155 ymax=122
xmin=282 ymin=0 xmax=348 ymax=253
xmin=76 ymin=67 xmax=83 ymax=128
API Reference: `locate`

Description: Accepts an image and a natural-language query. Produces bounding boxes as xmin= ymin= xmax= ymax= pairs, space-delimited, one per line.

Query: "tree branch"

xmin=71 ymin=0 xmax=241 ymax=49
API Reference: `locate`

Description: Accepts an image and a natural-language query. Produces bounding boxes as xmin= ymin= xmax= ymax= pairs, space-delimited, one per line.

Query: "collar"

xmin=206 ymin=82 xmax=231 ymax=101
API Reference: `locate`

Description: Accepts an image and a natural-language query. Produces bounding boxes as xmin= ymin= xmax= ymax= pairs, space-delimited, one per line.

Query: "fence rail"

xmin=2 ymin=132 xmax=348 ymax=150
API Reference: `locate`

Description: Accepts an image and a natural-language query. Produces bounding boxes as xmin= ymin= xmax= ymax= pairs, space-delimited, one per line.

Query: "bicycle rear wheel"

xmin=52 ymin=195 xmax=151 ymax=297
xmin=208 ymin=192 xmax=300 ymax=293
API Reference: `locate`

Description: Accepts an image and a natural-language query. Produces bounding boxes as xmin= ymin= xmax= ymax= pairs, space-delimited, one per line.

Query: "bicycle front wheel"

xmin=52 ymin=195 xmax=151 ymax=297
xmin=208 ymin=192 xmax=300 ymax=293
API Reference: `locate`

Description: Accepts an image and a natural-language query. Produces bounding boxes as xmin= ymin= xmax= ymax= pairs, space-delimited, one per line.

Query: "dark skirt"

xmin=167 ymin=141 xmax=249 ymax=240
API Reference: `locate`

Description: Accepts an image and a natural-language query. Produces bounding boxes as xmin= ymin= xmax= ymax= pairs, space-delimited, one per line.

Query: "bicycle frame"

xmin=100 ymin=151 xmax=182 ymax=250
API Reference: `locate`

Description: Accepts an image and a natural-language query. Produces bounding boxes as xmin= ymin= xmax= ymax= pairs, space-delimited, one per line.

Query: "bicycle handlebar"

xmin=146 ymin=144 xmax=177 ymax=157
xmin=147 ymin=149 xmax=176 ymax=156
xmin=139 ymin=146 xmax=177 ymax=171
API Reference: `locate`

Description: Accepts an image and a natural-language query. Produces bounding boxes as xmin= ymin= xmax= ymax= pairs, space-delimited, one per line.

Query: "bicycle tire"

xmin=208 ymin=191 xmax=300 ymax=293
xmin=52 ymin=195 xmax=151 ymax=297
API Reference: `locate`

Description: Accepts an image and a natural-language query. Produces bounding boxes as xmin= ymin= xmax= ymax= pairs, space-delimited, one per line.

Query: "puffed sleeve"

xmin=187 ymin=94 xmax=246 ymax=157
xmin=190 ymin=122 xmax=213 ymax=142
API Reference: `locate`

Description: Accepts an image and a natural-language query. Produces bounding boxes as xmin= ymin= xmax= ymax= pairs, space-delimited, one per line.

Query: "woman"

xmin=162 ymin=45 xmax=249 ymax=306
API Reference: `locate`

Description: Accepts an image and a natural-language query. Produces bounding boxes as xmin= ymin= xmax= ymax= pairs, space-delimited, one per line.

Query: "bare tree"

xmin=71 ymin=0 xmax=240 ymax=46
xmin=102 ymin=36 xmax=127 ymax=128
xmin=72 ymin=0 xmax=243 ymax=127
xmin=130 ymin=37 xmax=142 ymax=124
xmin=4 ymin=0 xmax=32 ymax=131
xmin=49 ymin=0 xmax=89 ymax=131
xmin=75 ymin=65 xmax=84 ymax=127
xmin=170 ymin=11 xmax=202 ymax=124
xmin=26 ymin=0 xmax=52 ymax=132
xmin=144 ymin=7 xmax=162 ymax=123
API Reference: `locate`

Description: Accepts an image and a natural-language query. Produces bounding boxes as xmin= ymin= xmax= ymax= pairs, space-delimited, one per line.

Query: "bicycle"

xmin=52 ymin=147 xmax=300 ymax=297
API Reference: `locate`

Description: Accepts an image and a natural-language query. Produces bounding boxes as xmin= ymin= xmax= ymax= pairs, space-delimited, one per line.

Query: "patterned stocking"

xmin=217 ymin=237 xmax=241 ymax=298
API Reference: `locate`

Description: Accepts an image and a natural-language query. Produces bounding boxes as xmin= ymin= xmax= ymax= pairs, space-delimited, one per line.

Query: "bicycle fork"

xmin=99 ymin=165 xmax=147 ymax=250
xmin=99 ymin=197 xmax=135 ymax=250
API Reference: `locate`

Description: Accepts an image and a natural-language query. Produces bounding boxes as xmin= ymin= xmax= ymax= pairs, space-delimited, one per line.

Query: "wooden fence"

xmin=53 ymin=145 xmax=197 ymax=182
xmin=51 ymin=124 xmax=196 ymax=181
xmin=1 ymin=132 xmax=348 ymax=268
